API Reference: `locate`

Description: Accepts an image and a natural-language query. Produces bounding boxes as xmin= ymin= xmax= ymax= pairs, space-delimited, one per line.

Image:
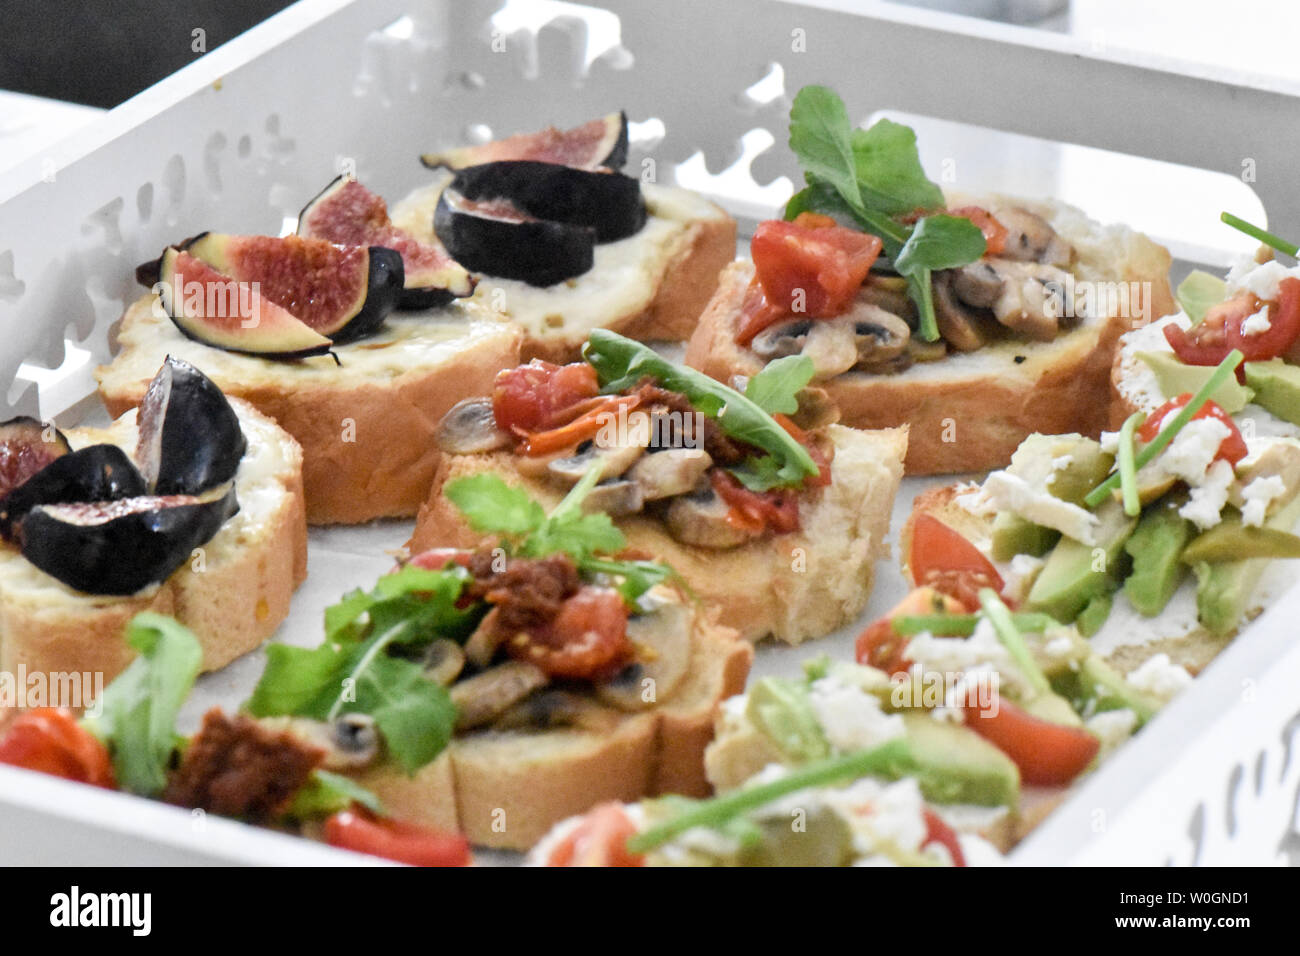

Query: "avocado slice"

xmin=1007 ymin=434 xmax=1115 ymax=507
xmin=1026 ymin=500 xmax=1138 ymax=623
xmin=1123 ymin=499 xmax=1195 ymax=617
xmin=1244 ymin=359 xmax=1300 ymax=426
xmin=746 ymin=677 xmax=831 ymax=763
xmin=991 ymin=512 xmax=1060 ymax=562
xmin=1138 ymin=350 xmax=1254 ymax=414
xmin=1075 ymin=591 xmax=1113 ymax=637
xmin=1194 ymin=490 xmax=1300 ymax=635
xmin=736 ymin=803 xmax=855 ymax=867
xmin=900 ymin=712 xmax=1020 ymax=807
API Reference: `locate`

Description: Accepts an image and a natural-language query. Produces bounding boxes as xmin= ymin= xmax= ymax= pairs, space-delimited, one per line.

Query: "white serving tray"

xmin=2 ymin=0 xmax=1299 ymax=865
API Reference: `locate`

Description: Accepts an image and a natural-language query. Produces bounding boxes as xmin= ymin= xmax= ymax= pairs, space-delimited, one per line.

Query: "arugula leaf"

xmin=286 ymin=769 xmax=384 ymax=820
xmin=247 ymin=566 xmax=469 ymax=775
xmin=726 ymin=454 xmax=789 ymax=493
xmin=744 ymin=354 xmax=815 ymax=415
xmin=583 ymin=330 xmax=819 ymax=487
xmin=581 ymin=557 xmax=678 ymax=604
xmin=784 ymin=86 xmax=986 ymax=342
xmin=894 ymin=214 xmax=989 ymax=342
xmin=83 ymin=613 xmax=203 ymax=797
xmin=1176 ymin=270 xmax=1227 ymax=326
xmin=850 ymin=118 xmax=945 ymax=218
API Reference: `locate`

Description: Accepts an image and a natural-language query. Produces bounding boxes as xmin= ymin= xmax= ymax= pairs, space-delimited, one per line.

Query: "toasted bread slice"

xmin=407 ymin=424 xmax=908 ymax=645
xmin=684 ymin=197 xmax=1175 ymax=476
xmin=390 ymin=180 xmax=736 ymax=363
xmin=97 ymin=305 xmax=522 ymax=524
xmin=0 ymin=398 xmax=306 ymax=682
xmin=351 ymin=611 xmax=752 ymax=850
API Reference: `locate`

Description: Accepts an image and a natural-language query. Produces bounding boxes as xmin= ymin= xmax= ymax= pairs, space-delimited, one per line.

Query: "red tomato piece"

xmin=0 ymin=708 xmax=114 ymax=788
xmin=545 ymin=802 xmax=645 ymax=867
xmin=711 ymin=469 xmax=801 ymax=536
xmin=748 ymin=218 xmax=882 ymax=321
xmin=1137 ymin=394 xmax=1247 ymax=467
xmin=921 ymin=809 xmax=967 ymax=867
xmin=948 ymin=205 xmax=1007 ymax=258
xmin=1164 ymin=278 xmax=1300 ymax=370
xmin=492 ymin=360 xmax=600 ymax=433
xmin=963 ymin=696 xmax=1099 ymax=786
xmin=325 ymin=809 xmax=472 ymax=866
xmin=908 ymin=514 xmax=1005 ymax=608
xmin=506 ymin=586 xmax=632 ymax=680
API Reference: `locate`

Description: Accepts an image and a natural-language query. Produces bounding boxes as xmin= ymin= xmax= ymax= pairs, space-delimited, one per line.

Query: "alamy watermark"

xmin=150 ymin=272 xmax=263 ymax=328
xmin=0 ymin=667 xmax=104 ymax=717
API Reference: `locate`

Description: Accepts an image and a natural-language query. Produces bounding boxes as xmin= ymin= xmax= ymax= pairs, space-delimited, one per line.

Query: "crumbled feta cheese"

xmin=1099 ymin=429 xmax=1120 ymax=454
xmin=1152 ymin=418 xmax=1232 ymax=485
xmin=1086 ymin=708 xmax=1138 ymax=757
xmin=1126 ymin=652 xmax=1193 ymax=702
xmin=1226 ymin=257 xmax=1300 ymax=302
xmin=1240 ymin=473 xmax=1288 ymax=527
xmin=1178 ymin=458 xmax=1235 ymax=529
xmin=1240 ymin=304 xmax=1272 ymax=337
xmin=977 ymin=470 xmax=1100 ymax=544
xmin=907 ymin=619 xmax=1028 ymax=698
xmin=1044 ymin=634 xmax=1076 ymax=660
xmin=808 ymin=676 xmax=905 ymax=754
xmin=1001 ymin=553 xmax=1045 ymax=604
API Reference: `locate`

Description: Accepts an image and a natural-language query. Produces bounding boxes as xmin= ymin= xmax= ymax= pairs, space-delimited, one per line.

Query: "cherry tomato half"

xmin=324 ymin=809 xmax=472 ymax=866
xmin=0 ymin=708 xmax=114 ymax=788
xmin=963 ymin=696 xmax=1099 ymax=787
xmin=492 ymin=360 xmax=600 ymax=433
xmin=908 ymin=514 xmax=1005 ymax=609
xmin=545 ymin=802 xmax=644 ymax=867
xmin=1137 ymin=394 xmax=1247 ymax=467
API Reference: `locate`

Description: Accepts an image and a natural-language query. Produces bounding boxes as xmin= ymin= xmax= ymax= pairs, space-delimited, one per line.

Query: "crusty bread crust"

xmin=97 ymin=300 xmax=523 ymax=525
xmin=352 ymin=614 xmax=752 ymax=850
xmin=408 ymin=424 xmax=907 ymax=645
xmin=0 ymin=398 xmax=306 ymax=682
xmin=684 ymin=199 xmax=1175 ymax=476
xmin=521 ymin=213 xmax=736 ymax=364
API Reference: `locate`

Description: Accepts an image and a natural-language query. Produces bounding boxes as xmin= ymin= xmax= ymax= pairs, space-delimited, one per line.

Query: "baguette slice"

xmin=351 ymin=610 xmax=752 ymax=850
xmin=390 ymin=180 xmax=736 ymax=363
xmin=684 ymin=196 xmax=1175 ymax=476
xmin=0 ymin=398 xmax=306 ymax=682
xmin=97 ymin=305 xmax=522 ymax=525
xmin=407 ymin=424 xmax=908 ymax=645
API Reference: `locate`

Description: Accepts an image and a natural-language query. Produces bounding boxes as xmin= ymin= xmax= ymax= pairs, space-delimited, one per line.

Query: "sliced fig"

xmin=136 ymin=356 xmax=246 ymax=496
xmin=449 ymin=161 xmax=645 ymax=243
xmin=181 ymin=233 xmax=403 ymax=342
xmin=434 ymin=188 xmax=594 ymax=287
xmin=0 ymin=444 xmax=145 ymax=540
xmin=18 ymin=485 xmax=238 ymax=595
xmin=297 ymin=176 xmax=476 ymax=309
xmin=421 ymin=111 xmax=628 ymax=171
xmin=0 ymin=416 xmax=70 ymax=502
xmin=157 ymin=248 xmax=334 ymax=358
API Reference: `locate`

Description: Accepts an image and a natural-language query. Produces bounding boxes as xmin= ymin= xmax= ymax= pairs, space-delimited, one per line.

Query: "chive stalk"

xmin=978 ymin=588 xmax=1051 ymax=696
xmin=1084 ymin=350 xmax=1244 ymax=507
xmin=891 ymin=612 xmax=1058 ymax=637
xmin=1117 ymin=412 xmax=1144 ymax=517
xmin=625 ymin=739 xmax=914 ymax=854
xmin=1221 ymin=212 xmax=1298 ymax=258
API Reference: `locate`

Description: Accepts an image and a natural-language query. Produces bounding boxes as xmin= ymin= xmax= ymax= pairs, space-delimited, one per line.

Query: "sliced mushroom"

xmin=990 ymin=262 xmax=1073 ymax=341
xmin=751 ymin=318 xmax=812 ymax=359
xmin=952 ymin=260 xmax=1004 ymax=309
xmin=547 ymin=411 xmax=650 ymax=485
xmin=801 ymin=317 xmax=859 ymax=378
xmin=664 ymin=484 xmax=759 ymax=549
xmin=581 ymin=478 xmax=644 ymax=516
xmin=788 ymin=386 xmax=841 ymax=431
xmin=906 ymin=337 xmax=948 ymax=363
xmin=492 ymin=689 xmax=621 ymax=733
xmin=436 ymin=397 xmax=512 ymax=454
xmin=852 ymin=304 xmax=911 ymax=367
xmin=451 ymin=660 xmax=549 ymax=731
xmin=857 ymin=275 xmax=915 ymax=319
xmin=627 ymin=448 xmax=713 ymax=501
xmin=261 ymin=714 xmax=383 ymax=771
xmin=994 ymin=206 xmax=1073 ymax=267
xmin=595 ymin=598 xmax=694 ymax=711
xmin=464 ymin=606 xmax=504 ymax=669
xmin=423 ymin=639 xmax=465 ymax=686
xmin=932 ymin=272 xmax=987 ymax=352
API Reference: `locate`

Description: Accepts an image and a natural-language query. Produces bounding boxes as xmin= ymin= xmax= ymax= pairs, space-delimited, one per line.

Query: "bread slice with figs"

xmin=1 ymin=356 xmax=306 ymax=682
xmin=407 ymin=331 xmax=907 ymax=645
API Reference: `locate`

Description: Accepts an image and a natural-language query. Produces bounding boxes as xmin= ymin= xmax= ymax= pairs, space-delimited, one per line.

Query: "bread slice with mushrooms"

xmin=408 ymin=423 xmax=908 ymax=645
xmin=348 ymin=591 xmax=752 ymax=850
xmin=0 ymin=399 xmax=307 ymax=682
xmin=684 ymin=196 xmax=1175 ymax=475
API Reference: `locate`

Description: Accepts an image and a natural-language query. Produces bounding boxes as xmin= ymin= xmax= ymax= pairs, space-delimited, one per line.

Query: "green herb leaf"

xmin=787 ymin=85 xmax=862 ymax=215
xmin=894 ymin=214 xmax=988 ymax=342
xmin=444 ymin=473 xmax=545 ymax=537
xmin=726 ymin=454 xmax=789 ymax=492
xmin=247 ymin=566 xmax=469 ymax=775
xmin=1117 ymin=411 xmax=1144 ymax=517
xmin=286 ymin=769 xmax=384 ymax=820
xmin=1176 ymin=270 xmax=1227 ymax=326
xmin=82 ymin=613 xmax=203 ymax=797
xmin=978 ymin=588 xmax=1051 ymax=696
xmin=580 ymin=557 xmax=678 ymax=604
xmin=849 ymin=118 xmax=945 ymax=218
xmin=583 ymin=330 xmax=819 ymax=487
xmin=744 ymin=354 xmax=815 ymax=415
